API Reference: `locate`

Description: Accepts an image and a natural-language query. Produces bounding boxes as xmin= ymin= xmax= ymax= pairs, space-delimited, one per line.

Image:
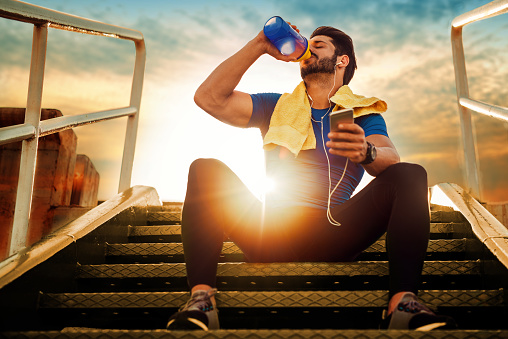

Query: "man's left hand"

xmin=326 ymin=123 xmax=368 ymax=163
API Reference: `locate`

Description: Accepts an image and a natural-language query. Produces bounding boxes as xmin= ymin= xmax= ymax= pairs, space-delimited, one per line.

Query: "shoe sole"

xmin=166 ymin=317 xmax=209 ymax=331
xmin=416 ymin=322 xmax=447 ymax=331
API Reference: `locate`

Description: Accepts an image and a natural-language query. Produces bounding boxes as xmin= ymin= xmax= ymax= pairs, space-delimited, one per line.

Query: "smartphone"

xmin=329 ymin=108 xmax=354 ymax=132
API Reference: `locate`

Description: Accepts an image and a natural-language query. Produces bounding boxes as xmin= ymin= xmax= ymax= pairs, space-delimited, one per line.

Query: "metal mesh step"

xmin=143 ymin=210 xmax=466 ymax=226
xmin=76 ymin=261 xmax=483 ymax=279
xmin=127 ymin=222 xmax=473 ymax=242
xmin=39 ymin=290 xmax=503 ymax=309
xmin=106 ymin=239 xmax=470 ymax=257
xmin=4 ymin=329 xmax=508 ymax=339
xmin=128 ymin=225 xmax=181 ymax=237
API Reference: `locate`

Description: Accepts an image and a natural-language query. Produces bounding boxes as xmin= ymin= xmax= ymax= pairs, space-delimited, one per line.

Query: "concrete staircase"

xmin=1 ymin=203 xmax=508 ymax=338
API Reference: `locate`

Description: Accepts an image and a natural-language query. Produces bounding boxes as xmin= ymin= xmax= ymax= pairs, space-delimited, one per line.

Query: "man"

xmin=166 ymin=24 xmax=456 ymax=331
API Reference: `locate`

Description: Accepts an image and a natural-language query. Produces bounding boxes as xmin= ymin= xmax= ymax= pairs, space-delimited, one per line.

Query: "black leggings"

xmin=181 ymin=159 xmax=430 ymax=297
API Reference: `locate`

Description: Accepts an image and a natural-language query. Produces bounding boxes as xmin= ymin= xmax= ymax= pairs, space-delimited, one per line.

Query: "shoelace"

xmin=180 ymin=288 xmax=217 ymax=312
xmin=398 ymin=300 xmax=433 ymax=314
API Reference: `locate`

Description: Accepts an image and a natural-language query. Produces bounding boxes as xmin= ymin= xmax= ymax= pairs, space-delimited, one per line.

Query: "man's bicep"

xmin=206 ymin=90 xmax=253 ymax=128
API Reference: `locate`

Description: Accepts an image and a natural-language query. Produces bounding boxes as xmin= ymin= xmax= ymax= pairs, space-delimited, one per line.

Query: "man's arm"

xmin=362 ymin=134 xmax=400 ymax=176
xmin=326 ymin=124 xmax=400 ymax=177
xmin=194 ymin=31 xmax=296 ymax=128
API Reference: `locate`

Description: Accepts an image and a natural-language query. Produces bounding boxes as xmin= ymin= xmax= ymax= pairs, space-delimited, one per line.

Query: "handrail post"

xmin=451 ymin=25 xmax=481 ymax=200
xmin=1 ymin=0 xmax=147 ymax=259
xmin=9 ymin=23 xmax=48 ymax=256
xmin=118 ymin=39 xmax=146 ymax=193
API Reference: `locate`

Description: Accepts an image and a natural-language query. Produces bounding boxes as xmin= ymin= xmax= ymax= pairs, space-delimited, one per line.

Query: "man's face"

xmin=300 ymin=35 xmax=338 ymax=79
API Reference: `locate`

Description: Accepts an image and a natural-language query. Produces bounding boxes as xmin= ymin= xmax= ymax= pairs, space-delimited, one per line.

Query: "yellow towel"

xmin=263 ymin=82 xmax=387 ymax=156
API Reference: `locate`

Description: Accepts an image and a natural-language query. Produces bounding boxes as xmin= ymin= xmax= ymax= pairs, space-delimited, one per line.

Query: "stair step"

xmin=148 ymin=203 xmax=459 ymax=213
xmin=142 ymin=210 xmax=465 ymax=226
xmin=106 ymin=239 xmax=473 ymax=258
xmin=430 ymin=211 xmax=466 ymax=223
xmin=146 ymin=212 xmax=180 ymax=225
xmin=77 ymin=261 xmax=485 ymax=279
xmin=39 ymin=289 xmax=503 ymax=309
xmin=128 ymin=225 xmax=181 ymax=237
xmin=127 ymin=223 xmax=473 ymax=243
xmin=4 ymin=329 xmax=508 ymax=339
xmin=127 ymin=225 xmax=182 ymax=243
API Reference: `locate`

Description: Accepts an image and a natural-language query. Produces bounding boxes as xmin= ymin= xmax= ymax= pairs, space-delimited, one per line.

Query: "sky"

xmin=1 ymin=0 xmax=507 ymax=204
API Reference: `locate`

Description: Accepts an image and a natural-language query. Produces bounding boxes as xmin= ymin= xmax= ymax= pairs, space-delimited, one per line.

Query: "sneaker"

xmin=381 ymin=292 xmax=457 ymax=331
xmin=166 ymin=289 xmax=220 ymax=330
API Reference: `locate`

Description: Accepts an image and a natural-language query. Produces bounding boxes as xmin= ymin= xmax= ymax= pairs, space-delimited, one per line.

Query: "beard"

xmin=300 ymin=54 xmax=338 ymax=79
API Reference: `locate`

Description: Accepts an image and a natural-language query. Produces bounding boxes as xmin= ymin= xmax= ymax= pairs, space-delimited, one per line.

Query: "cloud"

xmin=0 ymin=66 xmax=29 ymax=106
xmin=274 ymin=0 xmax=483 ymax=42
xmin=0 ymin=18 xmax=33 ymax=67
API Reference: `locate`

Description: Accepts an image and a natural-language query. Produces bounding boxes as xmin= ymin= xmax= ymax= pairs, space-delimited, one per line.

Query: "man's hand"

xmin=254 ymin=23 xmax=301 ymax=62
xmin=327 ymin=123 xmax=401 ymax=176
xmin=326 ymin=123 xmax=368 ymax=163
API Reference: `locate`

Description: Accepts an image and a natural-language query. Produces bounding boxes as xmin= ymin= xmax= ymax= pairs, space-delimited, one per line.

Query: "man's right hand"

xmin=254 ymin=29 xmax=298 ymax=63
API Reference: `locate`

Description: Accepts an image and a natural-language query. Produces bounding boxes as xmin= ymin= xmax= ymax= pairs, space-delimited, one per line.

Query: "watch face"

xmin=361 ymin=142 xmax=376 ymax=165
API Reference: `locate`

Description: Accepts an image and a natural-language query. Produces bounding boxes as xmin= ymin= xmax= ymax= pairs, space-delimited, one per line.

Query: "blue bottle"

xmin=263 ymin=16 xmax=311 ymax=62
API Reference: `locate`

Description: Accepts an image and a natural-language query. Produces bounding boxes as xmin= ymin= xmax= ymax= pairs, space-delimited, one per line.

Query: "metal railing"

xmin=451 ymin=0 xmax=508 ymax=200
xmin=0 ymin=0 xmax=146 ymax=256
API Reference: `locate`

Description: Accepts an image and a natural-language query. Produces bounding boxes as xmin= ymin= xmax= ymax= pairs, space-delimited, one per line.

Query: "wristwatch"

xmin=360 ymin=141 xmax=377 ymax=165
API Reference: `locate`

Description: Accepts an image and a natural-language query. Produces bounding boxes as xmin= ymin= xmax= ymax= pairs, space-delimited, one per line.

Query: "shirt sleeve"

xmin=355 ymin=113 xmax=389 ymax=138
xmin=248 ymin=93 xmax=282 ymax=136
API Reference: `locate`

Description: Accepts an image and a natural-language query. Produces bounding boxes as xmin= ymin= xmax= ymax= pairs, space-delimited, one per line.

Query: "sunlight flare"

xmin=430 ymin=185 xmax=459 ymax=211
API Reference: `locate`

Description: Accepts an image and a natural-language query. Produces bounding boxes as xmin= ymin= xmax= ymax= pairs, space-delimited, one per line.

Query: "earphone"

xmin=335 ymin=61 xmax=343 ymax=66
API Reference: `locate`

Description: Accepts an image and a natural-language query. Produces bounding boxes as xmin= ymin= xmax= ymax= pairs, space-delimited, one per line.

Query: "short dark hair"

xmin=310 ymin=26 xmax=357 ymax=85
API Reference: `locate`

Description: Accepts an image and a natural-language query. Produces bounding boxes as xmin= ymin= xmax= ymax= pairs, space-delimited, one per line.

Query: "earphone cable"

xmin=308 ymin=62 xmax=347 ymax=226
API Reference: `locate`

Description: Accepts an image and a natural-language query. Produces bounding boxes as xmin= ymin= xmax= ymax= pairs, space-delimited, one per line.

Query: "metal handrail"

xmin=38 ymin=106 xmax=138 ymax=137
xmin=0 ymin=124 xmax=36 ymax=145
xmin=459 ymin=98 xmax=508 ymax=122
xmin=0 ymin=0 xmax=143 ymax=40
xmin=451 ymin=0 xmax=508 ymax=201
xmin=0 ymin=0 xmax=146 ymax=257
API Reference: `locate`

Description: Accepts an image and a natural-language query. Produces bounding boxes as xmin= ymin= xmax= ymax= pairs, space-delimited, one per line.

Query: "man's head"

xmin=301 ymin=26 xmax=357 ymax=85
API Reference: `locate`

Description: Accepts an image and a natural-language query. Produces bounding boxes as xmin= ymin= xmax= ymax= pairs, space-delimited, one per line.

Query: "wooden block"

xmin=70 ymin=154 xmax=99 ymax=207
xmin=0 ymin=108 xmax=77 ymax=259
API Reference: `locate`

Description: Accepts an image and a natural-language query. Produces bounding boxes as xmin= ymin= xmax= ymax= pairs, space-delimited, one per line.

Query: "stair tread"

xmin=77 ymin=261 xmax=483 ymax=278
xmin=39 ymin=289 xmax=504 ymax=309
xmin=107 ymin=239 xmax=471 ymax=256
xmin=5 ymin=329 xmax=508 ymax=339
xmin=128 ymin=223 xmax=472 ymax=237
xmin=142 ymin=210 xmax=466 ymax=225
xmin=128 ymin=225 xmax=182 ymax=237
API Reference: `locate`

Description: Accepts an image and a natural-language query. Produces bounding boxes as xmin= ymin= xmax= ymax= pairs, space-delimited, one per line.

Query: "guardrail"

xmin=451 ymin=0 xmax=508 ymax=200
xmin=0 ymin=0 xmax=146 ymax=256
